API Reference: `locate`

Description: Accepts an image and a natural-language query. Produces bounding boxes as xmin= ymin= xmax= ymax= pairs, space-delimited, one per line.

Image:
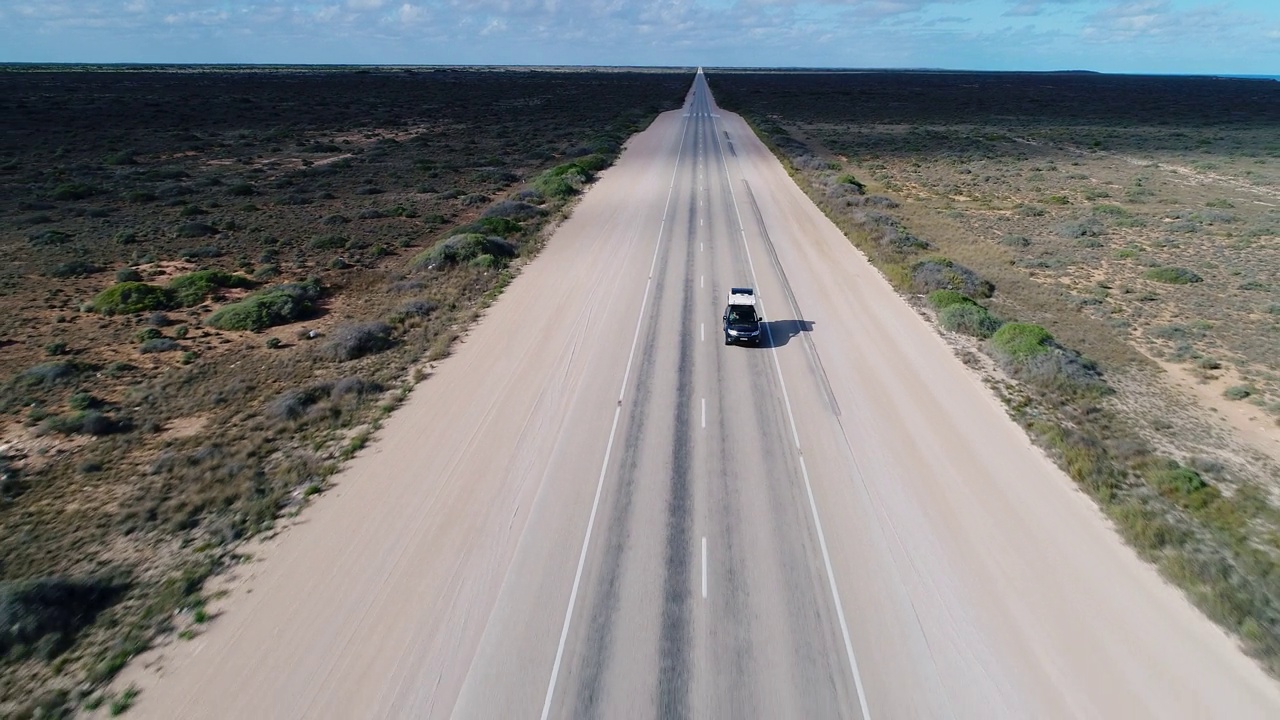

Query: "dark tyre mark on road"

xmin=656 ymin=152 xmax=700 ymax=719
xmin=572 ymin=118 xmax=693 ymax=718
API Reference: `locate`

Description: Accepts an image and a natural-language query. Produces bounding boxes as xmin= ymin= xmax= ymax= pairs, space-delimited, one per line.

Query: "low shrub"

xmin=176 ymin=222 xmax=219 ymax=238
xmin=397 ymin=299 xmax=438 ymax=318
xmin=456 ymin=217 xmax=522 ymax=238
xmin=16 ymin=361 xmax=81 ymax=387
xmin=181 ymin=245 xmax=223 ymax=260
xmin=989 ymin=323 xmax=1053 ymax=362
xmin=68 ymin=391 xmax=99 ymax=411
xmin=926 ymin=289 xmax=976 ymax=310
xmin=910 ymin=257 xmax=994 ymax=298
xmin=837 ymin=173 xmax=866 ymax=192
xmin=574 ymin=154 xmax=613 ymax=173
xmin=168 ymin=269 xmax=253 ymax=307
xmin=42 ymin=410 xmax=125 ymax=436
xmin=50 ymin=183 xmax=97 ymax=201
xmin=266 ymin=383 xmax=333 ymax=422
xmin=1144 ymin=266 xmax=1203 ymax=284
xmin=1224 ymin=385 xmax=1255 ymax=401
xmin=1150 ymin=464 xmax=1208 ymax=495
xmin=533 ymin=162 xmax=591 ymax=199
xmin=48 ymin=260 xmax=101 ymax=278
xmin=92 ymin=282 xmax=175 ymax=315
xmin=320 ymin=322 xmax=394 ymax=362
xmin=115 ymin=267 xmax=143 ymax=283
xmin=1056 ymin=217 xmax=1106 ymax=238
xmin=939 ymin=303 xmax=1003 ymax=339
xmin=412 ymin=233 xmax=516 ymax=270
xmin=330 ymin=376 xmax=382 ymax=400
xmin=140 ymin=338 xmax=181 ymax=354
xmin=308 ymin=234 xmax=347 ymax=251
xmin=205 ymin=280 xmax=322 ymax=331
xmin=1000 ymin=234 xmax=1031 ymax=247
xmin=0 ymin=575 xmax=127 ymax=660
xmin=28 ymin=229 xmax=73 ymax=247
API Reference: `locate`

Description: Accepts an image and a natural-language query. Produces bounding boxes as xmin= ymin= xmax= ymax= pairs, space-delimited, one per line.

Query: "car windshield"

xmin=728 ymin=306 xmax=756 ymax=324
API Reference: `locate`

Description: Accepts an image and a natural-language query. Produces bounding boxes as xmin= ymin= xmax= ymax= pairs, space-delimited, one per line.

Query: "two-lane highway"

xmin=124 ymin=70 xmax=1280 ymax=719
xmin=522 ymin=71 xmax=863 ymax=718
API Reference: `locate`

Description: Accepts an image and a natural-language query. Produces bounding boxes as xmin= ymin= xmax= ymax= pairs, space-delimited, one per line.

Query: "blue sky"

xmin=1 ymin=0 xmax=1277 ymax=74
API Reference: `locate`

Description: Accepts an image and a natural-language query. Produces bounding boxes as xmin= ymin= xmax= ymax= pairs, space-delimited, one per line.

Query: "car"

xmin=723 ymin=287 xmax=761 ymax=346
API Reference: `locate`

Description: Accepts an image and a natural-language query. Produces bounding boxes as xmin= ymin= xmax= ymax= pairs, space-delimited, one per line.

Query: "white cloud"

xmin=397 ymin=2 xmax=429 ymax=24
xmin=163 ymin=9 xmax=229 ymax=26
xmin=1081 ymin=0 xmax=1250 ymax=44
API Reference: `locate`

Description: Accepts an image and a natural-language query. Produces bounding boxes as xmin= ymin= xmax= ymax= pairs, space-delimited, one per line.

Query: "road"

xmin=123 ymin=70 xmax=1280 ymax=719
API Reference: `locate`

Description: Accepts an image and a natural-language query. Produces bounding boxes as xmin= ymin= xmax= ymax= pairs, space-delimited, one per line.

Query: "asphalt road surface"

xmin=123 ymin=70 xmax=1280 ymax=719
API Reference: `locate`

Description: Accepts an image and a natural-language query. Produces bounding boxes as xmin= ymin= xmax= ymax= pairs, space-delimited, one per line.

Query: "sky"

xmin=1 ymin=0 xmax=1278 ymax=75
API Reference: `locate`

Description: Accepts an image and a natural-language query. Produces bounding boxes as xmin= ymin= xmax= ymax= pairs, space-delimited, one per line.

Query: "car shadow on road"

xmin=760 ymin=319 xmax=814 ymax=348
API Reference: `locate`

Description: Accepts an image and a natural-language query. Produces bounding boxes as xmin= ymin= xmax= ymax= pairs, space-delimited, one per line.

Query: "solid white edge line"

xmin=539 ymin=90 xmax=693 ymax=720
xmin=708 ymin=90 xmax=874 ymax=720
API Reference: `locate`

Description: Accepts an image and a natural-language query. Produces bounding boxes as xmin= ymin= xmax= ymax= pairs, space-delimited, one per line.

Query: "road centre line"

xmin=702 ymin=537 xmax=708 ymax=599
xmin=709 ymin=104 xmax=874 ymax=720
xmin=540 ymin=108 xmax=692 ymax=720
xmin=701 ymin=323 xmax=704 ymax=342
xmin=701 ymin=398 xmax=706 ymax=429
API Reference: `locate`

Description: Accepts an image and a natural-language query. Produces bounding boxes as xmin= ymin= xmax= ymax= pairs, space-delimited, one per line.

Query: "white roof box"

xmin=727 ymin=287 xmax=756 ymax=306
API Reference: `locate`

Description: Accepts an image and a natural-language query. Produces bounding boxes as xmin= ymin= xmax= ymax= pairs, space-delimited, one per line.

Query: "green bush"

xmin=16 ymin=361 xmax=80 ymax=387
xmin=910 ymin=257 xmax=994 ymax=298
xmin=939 ymin=303 xmax=1003 ymax=339
xmin=51 ymin=183 xmax=97 ymax=201
xmin=412 ymin=234 xmax=516 ymax=270
xmin=1150 ymin=465 xmax=1208 ymax=495
xmin=456 ymin=217 xmax=522 ymax=238
xmin=989 ymin=323 xmax=1053 ymax=362
xmin=206 ymin=280 xmax=322 ymax=331
xmin=140 ymin=338 xmax=180 ymax=353
xmin=575 ymin=154 xmax=613 ymax=173
xmin=68 ymin=392 xmax=99 ymax=411
xmin=926 ymin=289 xmax=976 ymax=310
xmin=49 ymin=260 xmax=101 ymax=278
xmin=0 ymin=575 xmax=127 ymax=661
xmin=308 ymin=234 xmax=347 ymax=251
xmin=168 ymin=269 xmax=253 ymax=307
xmin=28 ymin=229 xmax=73 ymax=247
xmin=320 ymin=322 xmax=394 ymax=361
xmin=41 ymin=410 xmax=123 ymax=436
xmin=1224 ymin=385 xmax=1254 ymax=400
xmin=1144 ymin=266 xmax=1203 ymax=284
xmin=175 ymin=222 xmax=218 ymax=238
xmin=532 ymin=163 xmax=591 ymax=199
xmin=837 ymin=173 xmax=866 ymax=192
xmin=115 ymin=267 xmax=143 ymax=283
xmin=91 ymin=282 xmax=175 ymax=315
